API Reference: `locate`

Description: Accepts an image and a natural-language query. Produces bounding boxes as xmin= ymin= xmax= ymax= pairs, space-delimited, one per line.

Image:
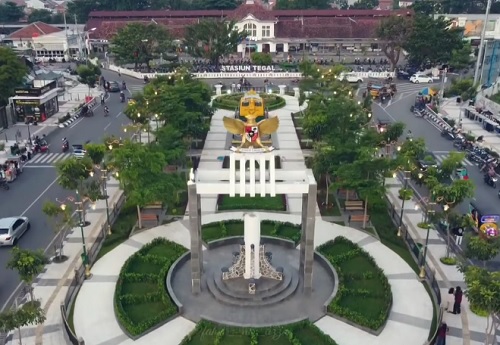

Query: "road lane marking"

xmin=104 ymin=122 xmax=111 ymax=131
xmin=69 ymin=117 xmax=85 ymax=129
xmin=116 ymin=111 xmax=122 ymax=118
xmin=21 ymin=177 xmax=59 ymax=216
xmin=23 ymin=166 xmax=55 ymax=168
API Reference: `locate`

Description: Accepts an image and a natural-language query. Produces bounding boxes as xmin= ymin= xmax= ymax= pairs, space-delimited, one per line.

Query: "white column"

xmin=249 ymin=157 xmax=256 ymax=197
xmin=259 ymin=155 xmax=266 ymax=197
xmin=239 ymin=156 xmax=246 ymax=197
xmin=283 ymin=42 xmax=289 ymax=53
xmin=269 ymin=154 xmax=276 ymax=197
xmin=279 ymin=85 xmax=286 ymax=95
xmin=244 ymin=213 xmax=260 ymax=279
xmin=229 ymin=153 xmax=236 ymax=197
xmin=215 ymin=85 xmax=222 ymax=95
xmin=293 ymin=87 xmax=300 ymax=98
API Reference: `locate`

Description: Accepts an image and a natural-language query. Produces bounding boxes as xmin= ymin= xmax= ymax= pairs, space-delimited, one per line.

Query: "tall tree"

xmin=42 ymin=202 xmax=74 ymax=261
xmin=449 ymin=42 xmax=473 ymax=73
xmin=376 ymin=15 xmax=413 ymax=69
xmin=459 ymin=265 xmax=500 ymax=345
xmin=111 ymin=23 xmax=173 ymax=71
xmin=56 ymin=157 xmax=93 ymax=192
xmin=466 ymin=236 xmax=500 ymax=267
xmin=0 ymin=47 xmax=28 ymax=106
xmin=76 ymin=64 xmax=101 ymax=95
xmin=349 ymin=0 xmax=379 ymax=9
xmin=184 ymin=19 xmax=246 ymax=67
xmin=6 ymin=248 xmax=47 ymax=302
xmin=0 ymin=300 xmax=46 ymax=345
xmin=0 ymin=2 xmax=24 ymax=23
xmin=27 ymin=9 xmax=53 ymax=23
xmin=403 ymin=15 xmax=465 ymax=67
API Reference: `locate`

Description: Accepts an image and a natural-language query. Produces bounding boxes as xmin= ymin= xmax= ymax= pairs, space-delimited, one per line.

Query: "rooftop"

xmin=7 ymin=22 xmax=62 ymax=40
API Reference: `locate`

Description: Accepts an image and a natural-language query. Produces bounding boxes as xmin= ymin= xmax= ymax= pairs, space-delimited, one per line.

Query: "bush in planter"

xmin=58 ymin=113 xmax=72 ymax=124
xmin=417 ymin=222 xmax=431 ymax=229
xmin=114 ymin=238 xmax=187 ymax=336
xmin=440 ymin=256 xmax=457 ymax=265
xmin=398 ymin=188 xmax=413 ymax=200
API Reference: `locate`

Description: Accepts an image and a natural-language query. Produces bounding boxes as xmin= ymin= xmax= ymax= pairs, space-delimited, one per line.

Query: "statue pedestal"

xmin=215 ymin=85 xmax=223 ymax=96
xmin=279 ymin=85 xmax=286 ymax=95
xmin=293 ymin=87 xmax=300 ymax=98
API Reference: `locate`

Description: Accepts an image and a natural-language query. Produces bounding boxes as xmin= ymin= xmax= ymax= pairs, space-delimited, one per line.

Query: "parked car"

xmin=410 ymin=74 xmax=433 ymax=84
xmin=339 ymin=72 xmax=363 ymax=83
xmin=397 ymin=70 xmax=411 ymax=80
xmin=0 ymin=217 xmax=30 ymax=246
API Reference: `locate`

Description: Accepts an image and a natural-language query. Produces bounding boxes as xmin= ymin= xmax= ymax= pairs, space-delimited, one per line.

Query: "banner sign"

xmin=481 ymin=215 xmax=500 ymax=223
xmin=220 ymin=65 xmax=276 ymax=73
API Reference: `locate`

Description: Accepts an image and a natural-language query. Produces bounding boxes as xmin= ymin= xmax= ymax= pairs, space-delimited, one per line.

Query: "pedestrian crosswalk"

xmin=24 ymin=153 xmax=71 ymax=166
xmin=432 ymin=151 xmax=475 ymax=167
xmin=128 ymin=84 xmax=144 ymax=96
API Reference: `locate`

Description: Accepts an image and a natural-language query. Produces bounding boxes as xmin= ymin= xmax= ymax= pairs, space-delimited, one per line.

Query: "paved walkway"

xmin=73 ymin=212 xmax=433 ymax=345
xmin=386 ymin=177 xmax=490 ymax=345
xmin=4 ymin=179 xmax=123 ymax=345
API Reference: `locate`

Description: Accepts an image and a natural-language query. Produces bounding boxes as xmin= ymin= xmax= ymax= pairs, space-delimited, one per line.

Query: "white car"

xmin=410 ymin=74 xmax=433 ymax=83
xmin=0 ymin=217 xmax=30 ymax=246
xmin=339 ymin=72 xmax=363 ymax=83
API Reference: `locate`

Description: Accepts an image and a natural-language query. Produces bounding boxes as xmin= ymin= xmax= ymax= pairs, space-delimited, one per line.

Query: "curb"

xmin=58 ymin=98 xmax=98 ymax=128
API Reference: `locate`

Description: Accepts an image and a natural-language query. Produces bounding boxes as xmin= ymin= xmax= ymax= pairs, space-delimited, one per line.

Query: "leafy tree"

xmin=275 ymin=0 xmax=330 ymax=9
xmin=376 ymin=15 xmax=413 ymax=69
xmin=56 ymin=156 xmax=93 ymax=192
xmin=76 ymin=64 xmax=101 ymax=95
xmin=0 ymin=300 xmax=46 ymax=345
xmin=155 ymin=124 xmax=189 ymax=164
xmin=382 ymin=122 xmax=405 ymax=142
xmin=6 ymin=248 xmax=47 ymax=302
xmin=350 ymin=0 xmax=379 ymax=9
xmin=190 ymin=0 xmax=240 ymax=9
xmin=84 ymin=143 xmax=106 ymax=165
xmin=0 ymin=2 xmax=24 ymax=23
xmin=444 ymin=77 xmax=477 ymax=101
xmin=111 ymin=23 xmax=172 ymax=71
xmin=403 ymin=15 xmax=465 ymax=67
xmin=449 ymin=42 xmax=473 ymax=73
xmin=439 ymin=151 xmax=465 ymax=180
xmin=459 ymin=265 xmax=500 ymax=345
xmin=251 ymin=52 xmax=272 ymax=65
xmin=27 ymin=9 xmax=53 ymax=23
xmin=466 ymin=236 xmax=500 ymax=267
xmin=410 ymin=0 xmax=440 ymax=15
xmin=110 ymin=141 xmax=182 ymax=228
xmin=0 ymin=47 xmax=28 ymax=106
xmin=184 ymin=19 xmax=246 ymax=67
xmin=42 ymin=201 xmax=74 ymax=261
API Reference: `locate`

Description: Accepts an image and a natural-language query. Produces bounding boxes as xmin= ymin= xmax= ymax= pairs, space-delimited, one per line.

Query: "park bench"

xmin=140 ymin=213 xmax=158 ymax=224
xmin=348 ymin=214 xmax=371 ymax=225
xmin=337 ymin=189 xmax=358 ymax=200
xmin=144 ymin=202 xmax=163 ymax=210
xmin=344 ymin=200 xmax=364 ymax=211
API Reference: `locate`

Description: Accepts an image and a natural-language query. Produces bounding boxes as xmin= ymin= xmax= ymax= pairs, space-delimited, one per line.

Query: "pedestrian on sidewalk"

xmin=436 ymin=322 xmax=448 ymax=345
xmin=455 ymin=227 xmax=464 ymax=245
xmin=100 ymin=93 xmax=105 ymax=105
xmin=445 ymin=287 xmax=455 ymax=312
xmin=453 ymin=286 xmax=463 ymax=314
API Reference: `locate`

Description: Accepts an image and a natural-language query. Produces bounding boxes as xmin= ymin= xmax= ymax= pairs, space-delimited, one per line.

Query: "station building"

xmin=85 ymin=1 xmax=411 ymax=55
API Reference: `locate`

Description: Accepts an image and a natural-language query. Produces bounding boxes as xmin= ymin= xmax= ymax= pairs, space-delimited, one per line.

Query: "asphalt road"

xmin=0 ymin=69 xmax=136 ymax=309
xmin=375 ymin=88 xmax=500 ymax=264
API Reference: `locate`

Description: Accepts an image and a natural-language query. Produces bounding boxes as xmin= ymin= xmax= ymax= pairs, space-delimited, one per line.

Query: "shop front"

xmin=11 ymin=81 xmax=59 ymax=123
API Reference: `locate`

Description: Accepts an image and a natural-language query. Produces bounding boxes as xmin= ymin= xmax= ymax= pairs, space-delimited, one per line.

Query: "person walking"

xmin=455 ymin=227 xmax=464 ymax=245
xmin=453 ymin=286 xmax=463 ymax=314
xmin=445 ymin=287 xmax=455 ymax=312
xmin=436 ymin=322 xmax=448 ymax=345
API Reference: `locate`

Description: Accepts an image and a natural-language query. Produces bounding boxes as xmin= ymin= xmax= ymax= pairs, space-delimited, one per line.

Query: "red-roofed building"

xmin=6 ymin=22 xmax=62 ymax=48
xmin=86 ymin=0 xmax=411 ymax=54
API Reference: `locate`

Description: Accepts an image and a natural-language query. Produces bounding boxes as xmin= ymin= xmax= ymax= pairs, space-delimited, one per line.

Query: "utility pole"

xmin=473 ymin=0 xmax=493 ymax=86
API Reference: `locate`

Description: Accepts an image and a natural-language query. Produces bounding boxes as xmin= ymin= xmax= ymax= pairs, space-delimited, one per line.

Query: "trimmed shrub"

xmin=212 ymin=93 xmax=286 ymax=111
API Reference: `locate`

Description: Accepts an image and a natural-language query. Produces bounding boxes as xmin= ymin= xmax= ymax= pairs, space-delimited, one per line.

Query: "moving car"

xmin=72 ymin=144 xmax=87 ymax=159
xmin=410 ymin=74 xmax=433 ymax=84
xmin=0 ymin=217 xmax=30 ymax=246
xmin=108 ymin=81 xmax=121 ymax=92
xmin=339 ymin=72 xmax=363 ymax=83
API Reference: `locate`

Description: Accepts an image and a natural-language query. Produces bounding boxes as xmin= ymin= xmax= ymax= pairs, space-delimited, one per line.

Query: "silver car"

xmin=0 ymin=217 xmax=30 ymax=246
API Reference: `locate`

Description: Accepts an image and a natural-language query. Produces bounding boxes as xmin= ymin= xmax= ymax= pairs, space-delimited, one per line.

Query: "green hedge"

xmin=180 ymin=319 xmax=338 ymax=344
xmin=114 ymin=238 xmax=187 ymax=336
xmin=217 ymin=194 xmax=286 ymax=211
xmin=317 ymin=236 xmax=392 ymax=331
xmin=202 ymin=219 xmax=301 ymax=244
xmin=212 ymin=93 xmax=286 ymax=111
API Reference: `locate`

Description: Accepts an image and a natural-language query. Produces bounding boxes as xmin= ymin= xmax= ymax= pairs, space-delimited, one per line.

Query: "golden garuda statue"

xmin=223 ymin=91 xmax=279 ymax=152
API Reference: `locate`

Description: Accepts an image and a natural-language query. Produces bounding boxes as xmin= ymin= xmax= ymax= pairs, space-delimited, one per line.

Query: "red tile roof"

xmin=7 ymin=22 xmax=62 ymax=39
xmin=87 ymin=6 xmax=411 ymax=40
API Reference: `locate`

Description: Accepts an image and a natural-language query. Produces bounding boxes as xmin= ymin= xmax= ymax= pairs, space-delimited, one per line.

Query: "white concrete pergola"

xmin=187 ymin=152 xmax=317 ymax=295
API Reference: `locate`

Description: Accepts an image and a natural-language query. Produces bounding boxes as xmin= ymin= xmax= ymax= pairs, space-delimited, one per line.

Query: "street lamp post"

xmin=26 ymin=121 xmax=33 ymax=146
xmin=419 ymin=199 xmax=436 ymax=280
xmin=398 ymin=171 xmax=411 ymax=237
xmin=68 ymin=190 xmax=91 ymax=278
xmin=101 ymin=169 xmax=112 ymax=235
xmin=154 ymin=114 xmax=159 ymax=131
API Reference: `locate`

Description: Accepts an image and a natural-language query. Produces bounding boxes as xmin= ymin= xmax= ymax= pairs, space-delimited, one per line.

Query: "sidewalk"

xmin=385 ymin=177 xmax=487 ymax=345
xmin=3 ymin=178 xmax=123 ymax=345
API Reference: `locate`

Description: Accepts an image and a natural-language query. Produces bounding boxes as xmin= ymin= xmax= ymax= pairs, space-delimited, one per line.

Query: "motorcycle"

xmin=0 ymin=179 xmax=9 ymax=190
xmin=62 ymin=141 xmax=69 ymax=152
xmin=484 ymin=174 xmax=497 ymax=188
xmin=120 ymin=93 xmax=125 ymax=103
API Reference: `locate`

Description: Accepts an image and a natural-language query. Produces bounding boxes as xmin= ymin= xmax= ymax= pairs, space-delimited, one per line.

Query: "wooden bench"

xmin=337 ymin=189 xmax=358 ymax=200
xmin=344 ymin=200 xmax=364 ymax=211
xmin=348 ymin=214 xmax=371 ymax=225
xmin=144 ymin=202 xmax=163 ymax=210
xmin=140 ymin=213 xmax=158 ymax=224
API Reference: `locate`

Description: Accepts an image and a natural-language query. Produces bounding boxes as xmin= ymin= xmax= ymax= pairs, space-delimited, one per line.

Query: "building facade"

xmin=86 ymin=3 xmax=411 ymax=54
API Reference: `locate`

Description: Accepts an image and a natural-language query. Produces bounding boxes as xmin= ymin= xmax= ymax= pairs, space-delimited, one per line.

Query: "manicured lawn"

xmin=317 ymin=192 xmax=342 ymax=217
xmin=202 ymin=220 xmax=301 ymax=244
xmin=180 ymin=320 xmax=338 ymax=345
xmin=96 ymin=201 xmax=137 ymax=261
xmin=114 ymin=238 xmax=187 ymax=336
xmin=317 ymin=236 xmax=392 ymax=331
xmin=217 ymin=195 xmax=286 ymax=211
